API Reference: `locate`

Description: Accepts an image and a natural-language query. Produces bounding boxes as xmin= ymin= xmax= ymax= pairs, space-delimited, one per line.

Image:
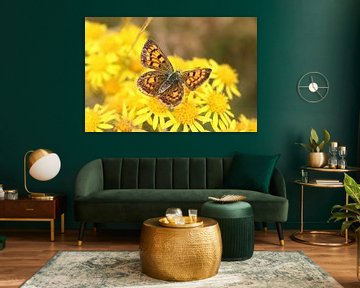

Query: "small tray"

xmin=208 ymin=194 xmax=246 ymax=203
xmin=159 ymin=216 xmax=203 ymax=228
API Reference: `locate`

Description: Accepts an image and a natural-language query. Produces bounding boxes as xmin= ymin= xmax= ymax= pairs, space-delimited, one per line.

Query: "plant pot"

xmin=308 ymin=152 xmax=328 ymax=168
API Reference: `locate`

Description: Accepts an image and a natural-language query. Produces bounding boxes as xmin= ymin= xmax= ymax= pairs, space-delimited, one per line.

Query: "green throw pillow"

xmin=224 ymin=153 xmax=280 ymax=193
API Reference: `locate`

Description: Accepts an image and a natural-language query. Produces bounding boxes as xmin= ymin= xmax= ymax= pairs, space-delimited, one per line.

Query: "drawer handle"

xmin=25 ymin=208 xmax=35 ymax=211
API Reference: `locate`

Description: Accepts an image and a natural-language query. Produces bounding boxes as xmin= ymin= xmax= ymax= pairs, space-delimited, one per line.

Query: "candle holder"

xmin=337 ymin=146 xmax=347 ymax=169
xmin=328 ymin=142 xmax=338 ymax=169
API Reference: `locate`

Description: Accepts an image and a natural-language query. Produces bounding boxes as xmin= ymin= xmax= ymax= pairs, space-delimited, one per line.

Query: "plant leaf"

xmin=295 ymin=142 xmax=312 ymax=152
xmin=317 ymin=140 xmax=325 ymax=152
xmin=344 ymin=173 xmax=360 ymax=204
xmin=310 ymin=128 xmax=319 ymax=144
xmin=323 ymin=129 xmax=330 ymax=144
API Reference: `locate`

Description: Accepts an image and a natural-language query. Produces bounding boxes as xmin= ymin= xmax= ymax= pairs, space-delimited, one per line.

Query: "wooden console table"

xmin=0 ymin=195 xmax=65 ymax=241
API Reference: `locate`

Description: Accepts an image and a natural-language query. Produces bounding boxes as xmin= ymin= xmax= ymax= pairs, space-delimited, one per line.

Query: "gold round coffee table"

xmin=139 ymin=217 xmax=222 ymax=281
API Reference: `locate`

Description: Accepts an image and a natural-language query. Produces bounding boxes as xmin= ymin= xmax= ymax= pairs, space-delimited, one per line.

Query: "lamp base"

xmin=28 ymin=193 xmax=55 ymax=200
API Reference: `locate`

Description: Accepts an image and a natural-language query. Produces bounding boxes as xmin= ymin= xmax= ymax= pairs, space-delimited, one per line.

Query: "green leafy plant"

xmin=296 ymin=128 xmax=330 ymax=152
xmin=329 ymin=173 xmax=360 ymax=233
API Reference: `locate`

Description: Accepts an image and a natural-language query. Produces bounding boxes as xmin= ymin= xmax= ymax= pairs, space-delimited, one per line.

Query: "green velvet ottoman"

xmin=201 ymin=201 xmax=254 ymax=261
xmin=0 ymin=236 xmax=6 ymax=250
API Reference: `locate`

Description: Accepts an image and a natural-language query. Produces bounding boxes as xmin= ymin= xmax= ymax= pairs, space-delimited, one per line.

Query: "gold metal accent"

xmin=308 ymin=152 xmax=328 ymax=168
xmin=280 ymin=240 xmax=285 ymax=246
xmin=77 ymin=240 xmax=83 ymax=246
xmin=301 ymin=166 xmax=360 ymax=173
xmin=263 ymin=227 xmax=268 ymax=232
xmin=0 ymin=217 xmax=64 ymax=242
xmin=158 ymin=216 xmax=204 ymax=228
xmin=140 ymin=217 xmax=222 ymax=281
xmin=293 ymin=175 xmax=357 ymax=246
xmin=291 ymin=231 xmax=355 ymax=246
xmin=24 ymin=149 xmax=55 ymax=199
xmin=61 ymin=213 xmax=65 ymax=234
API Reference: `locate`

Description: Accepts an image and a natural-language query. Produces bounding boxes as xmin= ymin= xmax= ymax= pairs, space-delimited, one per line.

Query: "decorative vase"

xmin=308 ymin=152 xmax=328 ymax=168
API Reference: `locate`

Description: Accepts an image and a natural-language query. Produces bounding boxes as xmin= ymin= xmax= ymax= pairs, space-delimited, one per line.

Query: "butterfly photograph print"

xmin=84 ymin=17 xmax=257 ymax=133
xmin=137 ymin=39 xmax=212 ymax=108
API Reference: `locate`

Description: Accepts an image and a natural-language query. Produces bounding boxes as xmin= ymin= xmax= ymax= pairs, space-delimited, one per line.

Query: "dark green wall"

xmin=1 ymin=0 xmax=359 ymax=230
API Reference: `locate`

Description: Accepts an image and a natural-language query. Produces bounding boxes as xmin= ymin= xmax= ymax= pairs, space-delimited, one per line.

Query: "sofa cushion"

xmin=75 ymin=189 xmax=288 ymax=222
xmin=223 ymin=153 xmax=280 ymax=193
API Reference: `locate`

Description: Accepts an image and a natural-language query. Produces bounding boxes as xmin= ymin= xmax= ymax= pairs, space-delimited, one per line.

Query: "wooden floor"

xmin=0 ymin=228 xmax=358 ymax=288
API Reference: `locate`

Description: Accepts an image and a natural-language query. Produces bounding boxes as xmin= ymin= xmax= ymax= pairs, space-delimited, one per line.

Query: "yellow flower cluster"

xmin=85 ymin=19 xmax=257 ymax=132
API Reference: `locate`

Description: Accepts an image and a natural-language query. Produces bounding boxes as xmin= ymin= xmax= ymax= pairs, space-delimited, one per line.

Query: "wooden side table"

xmin=0 ymin=195 xmax=66 ymax=241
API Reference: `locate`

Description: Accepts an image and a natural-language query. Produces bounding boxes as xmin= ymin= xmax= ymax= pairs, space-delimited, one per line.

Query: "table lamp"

xmin=24 ymin=149 xmax=61 ymax=199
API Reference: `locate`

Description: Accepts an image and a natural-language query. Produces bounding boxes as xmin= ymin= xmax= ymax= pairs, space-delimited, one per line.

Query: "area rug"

xmin=21 ymin=251 xmax=342 ymax=288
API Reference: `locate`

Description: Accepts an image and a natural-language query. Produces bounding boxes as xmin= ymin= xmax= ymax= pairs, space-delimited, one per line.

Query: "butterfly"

xmin=137 ymin=39 xmax=212 ymax=108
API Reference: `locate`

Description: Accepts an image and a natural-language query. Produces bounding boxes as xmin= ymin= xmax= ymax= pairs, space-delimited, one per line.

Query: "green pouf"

xmin=0 ymin=236 xmax=6 ymax=250
xmin=201 ymin=201 xmax=254 ymax=261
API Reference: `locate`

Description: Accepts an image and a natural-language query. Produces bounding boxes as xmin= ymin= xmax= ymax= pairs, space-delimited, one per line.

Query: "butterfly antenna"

xmin=127 ymin=17 xmax=153 ymax=56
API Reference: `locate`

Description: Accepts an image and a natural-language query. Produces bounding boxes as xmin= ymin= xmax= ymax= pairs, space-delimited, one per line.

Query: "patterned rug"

xmin=21 ymin=251 xmax=342 ymax=288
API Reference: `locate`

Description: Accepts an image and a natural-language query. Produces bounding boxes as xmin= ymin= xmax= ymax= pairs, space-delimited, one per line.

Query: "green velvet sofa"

xmin=74 ymin=157 xmax=288 ymax=245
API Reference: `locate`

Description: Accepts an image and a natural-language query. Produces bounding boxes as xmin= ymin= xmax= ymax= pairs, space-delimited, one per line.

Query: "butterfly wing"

xmin=141 ymin=39 xmax=174 ymax=72
xmin=158 ymin=81 xmax=184 ymax=108
xmin=180 ymin=68 xmax=212 ymax=90
xmin=137 ymin=71 xmax=167 ymax=96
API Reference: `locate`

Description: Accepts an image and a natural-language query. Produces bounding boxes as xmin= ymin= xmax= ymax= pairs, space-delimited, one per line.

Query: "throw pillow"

xmin=223 ymin=153 xmax=280 ymax=193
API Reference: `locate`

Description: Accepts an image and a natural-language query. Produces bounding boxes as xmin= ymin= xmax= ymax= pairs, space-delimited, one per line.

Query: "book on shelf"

xmin=314 ymin=179 xmax=341 ymax=184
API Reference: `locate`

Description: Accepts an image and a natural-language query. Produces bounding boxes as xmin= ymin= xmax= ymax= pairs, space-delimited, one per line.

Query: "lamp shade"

xmin=28 ymin=149 xmax=61 ymax=181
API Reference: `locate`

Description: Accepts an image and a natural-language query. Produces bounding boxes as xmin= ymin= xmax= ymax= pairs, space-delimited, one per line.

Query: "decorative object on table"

xmin=0 ymin=184 xmax=4 ymax=199
xmin=297 ymin=71 xmax=329 ymax=103
xmin=21 ymin=251 xmax=343 ymax=288
xmin=0 ymin=235 xmax=5 ymax=250
xmin=24 ymin=148 xmax=61 ymax=199
xmin=328 ymin=141 xmax=338 ymax=169
xmin=201 ymin=200 xmax=255 ymax=259
xmin=165 ymin=207 xmax=182 ymax=224
xmin=338 ymin=146 xmax=347 ymax=169
xmin=329 ymin=173 xmax=360 ymax=280
xmin=296 ymin=128 xmax=330 ymax=167
xmin=188 ymin=208 xmax=197 ymax=223
xmin=208 ymin=194 xmax=246 ymax=203
xmin=300 ymin=169 xmax=309 ymax=183
xmin=4 ymin=189 xmax=18 ymax=200
xmin=158 ymin=216 xmax=203 ymax=228
xmin=140 ymin=217 xmax=221 ymax=281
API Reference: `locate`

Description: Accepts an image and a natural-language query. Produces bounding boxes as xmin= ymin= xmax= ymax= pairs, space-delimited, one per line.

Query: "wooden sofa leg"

xmin=262 ymin=222 xmax=268 ymax=232
xmin=78 ymin=222 xmax=86 ymax=246
xmin=276 ymin=222 xmax=284 ymax=246
xmin=93 ymin=223 xmax=98 ymax=233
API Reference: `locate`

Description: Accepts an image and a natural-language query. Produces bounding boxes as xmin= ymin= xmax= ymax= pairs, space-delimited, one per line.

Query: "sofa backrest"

xmin=102 ymin=158 xmax=233 ymax=189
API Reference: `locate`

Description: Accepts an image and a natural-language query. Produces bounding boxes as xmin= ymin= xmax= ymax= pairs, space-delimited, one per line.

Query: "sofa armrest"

xmin=75 ymin=159 xmax=104 ymax=199
xmin=269 ymin=168 xmax=287 ymax=198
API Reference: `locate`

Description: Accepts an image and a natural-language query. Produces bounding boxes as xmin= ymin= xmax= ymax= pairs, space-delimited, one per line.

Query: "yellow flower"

xmin=165 ymin=101 xmax=210 ymax=132
xmin=85 ymin=104 xmax=118 ymax=132
xmin=85 ymin=20 xmax=107 ymax=53
xmin=235 ymin=114 xmax=257 ymax=132
xmin=209 ymin=59 xmax=241 ymax=99
xmin=197 ymin=86 xmax=234 ymax=132
xmin=89 ymin=32 xmax=123 ymax=57
xmin=85 ymin=53 xmax=120 ymax=89
xmin=133 ymin=96 xmax=173 ymax=131
xmin=114 ymin=104 xmax=145 ymax=132
xmin=104 ymin=81 xmax=144 ymax=113
xmin=118 ymin=23 xmax=148 ymax=48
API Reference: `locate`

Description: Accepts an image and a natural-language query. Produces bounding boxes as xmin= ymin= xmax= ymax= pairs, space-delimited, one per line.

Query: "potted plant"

xmin=296 ymin=128 xmax=330 ymax=167
xmin=329 ymin=173 xmax=360 ymax=279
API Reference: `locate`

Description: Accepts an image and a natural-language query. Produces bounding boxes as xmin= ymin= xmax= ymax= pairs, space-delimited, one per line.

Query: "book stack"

xmin=314 ymin=179 xmax=341 ymax=185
